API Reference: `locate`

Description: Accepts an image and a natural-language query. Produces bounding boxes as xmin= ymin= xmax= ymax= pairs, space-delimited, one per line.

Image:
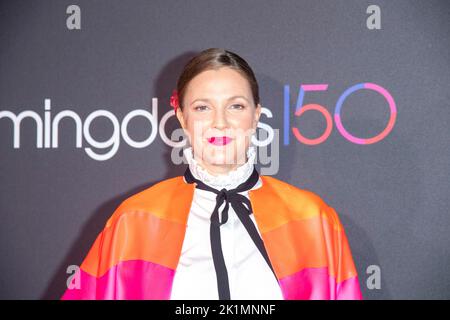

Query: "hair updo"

xmin=176 ymin=48 xmax=260 ymax=111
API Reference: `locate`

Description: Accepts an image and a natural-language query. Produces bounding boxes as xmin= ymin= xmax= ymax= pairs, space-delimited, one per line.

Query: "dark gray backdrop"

xmin=0 ymin=0 xmax=449 ymax=299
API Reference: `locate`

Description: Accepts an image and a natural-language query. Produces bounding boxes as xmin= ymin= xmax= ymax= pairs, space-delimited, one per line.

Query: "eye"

xmin=194 ymin=105 xmax=209 ymax=111
xmin=230 ymin=104 xmax=244 ymax=110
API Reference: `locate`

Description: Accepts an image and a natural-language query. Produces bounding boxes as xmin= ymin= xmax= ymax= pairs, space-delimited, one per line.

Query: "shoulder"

xmin=120 ymin=176 xmax=184 ymax=207
xmin=259 ymin=175 xmax=342 ymax=228
xmin=104 ymin=176 xmax=186 ymax=228
xmin=259 ymin=175 xmax=329 ymax=209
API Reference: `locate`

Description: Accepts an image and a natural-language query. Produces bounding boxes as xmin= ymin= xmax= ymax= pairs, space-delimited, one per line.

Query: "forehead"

xmin=185 ymin=67 xmax=251 ymax=98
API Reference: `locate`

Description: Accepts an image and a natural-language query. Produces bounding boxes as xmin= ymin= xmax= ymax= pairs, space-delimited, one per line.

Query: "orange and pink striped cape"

xmin=61 ymin=175 xmax=362 ymax=300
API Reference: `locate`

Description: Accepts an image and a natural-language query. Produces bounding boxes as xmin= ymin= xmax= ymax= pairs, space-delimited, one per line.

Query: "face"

xmin=176 ymin=67 xmax=261 ymax=175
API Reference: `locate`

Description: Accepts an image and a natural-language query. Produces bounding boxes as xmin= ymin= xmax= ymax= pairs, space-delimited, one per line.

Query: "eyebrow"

xmin=190 ymin=95 xmax=249 ymax=105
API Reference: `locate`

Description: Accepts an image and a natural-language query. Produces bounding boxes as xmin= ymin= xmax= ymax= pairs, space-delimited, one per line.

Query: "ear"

xmin=252 ymin=103 xmax=262 ymax=130
xmin=176 ymin=108 xmax=186 ymax=130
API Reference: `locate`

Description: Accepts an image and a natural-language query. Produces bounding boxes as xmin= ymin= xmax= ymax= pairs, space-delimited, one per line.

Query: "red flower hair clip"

xmin=170 ymin=89 xmax=179 ymax=113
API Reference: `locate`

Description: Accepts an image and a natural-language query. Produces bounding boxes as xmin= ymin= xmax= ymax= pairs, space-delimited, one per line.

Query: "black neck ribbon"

xmin=184 ymin=165 xmax=278 ymax=299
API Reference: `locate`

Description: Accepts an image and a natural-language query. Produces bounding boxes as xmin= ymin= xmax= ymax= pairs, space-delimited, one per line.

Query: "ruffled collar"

xmin=182 ymin=145 xmax=261 ymax=191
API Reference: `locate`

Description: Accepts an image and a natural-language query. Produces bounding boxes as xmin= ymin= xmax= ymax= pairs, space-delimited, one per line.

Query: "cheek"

xmin=230 ymin=113 xmax=254 ymax=130
xmin=231 ymin=116 xmax=255 ymax=139
xmin=186 ymin=118 xmax=209 ymax=138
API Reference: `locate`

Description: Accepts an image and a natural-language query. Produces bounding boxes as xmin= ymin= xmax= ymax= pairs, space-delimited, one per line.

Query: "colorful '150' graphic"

xmin=283 ymin=83 xmax=397 ymax=145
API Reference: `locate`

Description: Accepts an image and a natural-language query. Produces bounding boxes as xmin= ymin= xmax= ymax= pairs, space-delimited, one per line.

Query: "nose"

xmin=212 ymin=108 xmax=229 ymax=130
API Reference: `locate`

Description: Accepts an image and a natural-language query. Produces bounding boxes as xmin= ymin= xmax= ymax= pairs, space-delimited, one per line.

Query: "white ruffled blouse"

xmin=170 ymin=146 xmax=284 ymax=300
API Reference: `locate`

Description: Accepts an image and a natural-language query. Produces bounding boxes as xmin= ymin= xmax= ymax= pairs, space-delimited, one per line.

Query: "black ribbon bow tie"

xmin=184 ymin=165 xmax=278 ymax=300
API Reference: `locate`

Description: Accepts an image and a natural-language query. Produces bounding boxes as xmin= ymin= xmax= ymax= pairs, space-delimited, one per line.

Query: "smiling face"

xmin=176 ymin=67 xmax=261 ymax=175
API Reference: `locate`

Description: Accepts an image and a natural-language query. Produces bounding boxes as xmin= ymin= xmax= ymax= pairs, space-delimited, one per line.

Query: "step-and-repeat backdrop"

xmin=1 ymin=0 xmax=449 ymax=299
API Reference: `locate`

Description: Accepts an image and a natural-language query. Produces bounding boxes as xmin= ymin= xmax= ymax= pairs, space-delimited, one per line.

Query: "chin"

xmin=205 ymin=153 xmax=236 ymax=166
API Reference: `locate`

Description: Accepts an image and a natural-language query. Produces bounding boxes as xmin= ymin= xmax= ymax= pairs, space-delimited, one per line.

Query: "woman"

xmin=62 ymin=48 xmax=362 ymax=300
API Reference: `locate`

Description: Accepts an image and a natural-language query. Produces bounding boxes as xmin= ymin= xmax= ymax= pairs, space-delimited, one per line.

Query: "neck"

xmin=183 ymin=145 xmax=258 ymax=191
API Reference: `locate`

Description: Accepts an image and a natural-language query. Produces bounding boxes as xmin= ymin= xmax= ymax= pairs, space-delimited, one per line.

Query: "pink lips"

xmin=208 ymin=136 xmax=232 ymax=146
